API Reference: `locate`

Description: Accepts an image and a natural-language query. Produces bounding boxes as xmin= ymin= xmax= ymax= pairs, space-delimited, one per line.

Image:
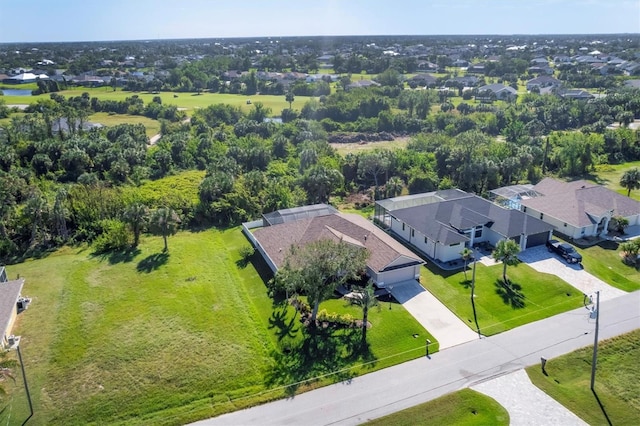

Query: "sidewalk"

xmin=388 ymin=280 xmax=479 ymax=349
xmin=472 ymin=369 xmax=587 ymax=426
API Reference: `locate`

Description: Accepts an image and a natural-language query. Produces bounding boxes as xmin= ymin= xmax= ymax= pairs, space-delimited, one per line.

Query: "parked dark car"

xmin=546 ymin=239 xmax=582 ymax=264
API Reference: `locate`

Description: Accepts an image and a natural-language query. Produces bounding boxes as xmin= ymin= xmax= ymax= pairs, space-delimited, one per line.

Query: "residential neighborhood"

xmin=1 ymin=2 xmax=640 ymax=425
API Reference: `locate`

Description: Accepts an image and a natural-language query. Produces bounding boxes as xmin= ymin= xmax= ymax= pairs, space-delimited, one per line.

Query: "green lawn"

xmin=88 ymin=112 xmax=161 ymax=138
xmin=421 ymin=261 xmax=584 ymax=336
xmin=1 ymin=88 xmax=300 ymax=115
xmin=527 ymin=329 xmax=640 ymax=425
xmin=330 ymin=137 xmax=411 ymax=155
xmin=590 ymin=161 xmax=640 ymax=201
xmin=365 ymin=388 xmax=509 ymax=426
xmin=554 ymin=237 xmax=640 ymax=292
xmin=5 ymin=228 xmax=430 ymax=425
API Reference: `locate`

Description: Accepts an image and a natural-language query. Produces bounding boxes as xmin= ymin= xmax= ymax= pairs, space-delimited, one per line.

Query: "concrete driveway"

xmin=388 ymin=280 xmax=479 ymax=349
xmin=518 ymin=246 xmax=626 ymax=301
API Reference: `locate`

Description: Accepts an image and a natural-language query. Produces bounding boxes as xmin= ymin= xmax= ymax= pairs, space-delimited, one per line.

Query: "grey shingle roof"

xmin=392 ymin=194 xmax=552 ymax=245
xmin=0 ymin=278 xmax=24 ymax=340
xmin=522 ymin=178 xmax=640 ymax=227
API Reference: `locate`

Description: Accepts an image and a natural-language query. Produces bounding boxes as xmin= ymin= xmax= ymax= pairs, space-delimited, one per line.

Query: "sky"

xmin=0 ymin=0 xmax=638 ymax=43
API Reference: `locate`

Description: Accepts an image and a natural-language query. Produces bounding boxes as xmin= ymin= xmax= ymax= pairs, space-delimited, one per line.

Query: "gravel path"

xmin=472 ymin=369 xmax=587 ymax=426
xmin=518 ymin=246 xmax=626 ymax=301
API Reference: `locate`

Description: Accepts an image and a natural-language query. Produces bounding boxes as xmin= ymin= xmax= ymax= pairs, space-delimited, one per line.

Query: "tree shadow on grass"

xmin=92 ymin=247 xmax=141 ymax=265
xmin=268 ymin=307 xmax=299 ymax=341
xmin=136 ymin=252 xmax=169 ymax=273
xmin=494 ymin=279 xmax=526 ymax=309
xmin=264 ymin=325 xmax=376 ymax=396
xmin=458 ymin=279 xmax=473 ymax=290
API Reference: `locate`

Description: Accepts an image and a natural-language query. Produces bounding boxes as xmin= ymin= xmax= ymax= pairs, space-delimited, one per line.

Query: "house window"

xmin=563 ymin=223 xmax=567 ymax=227
xmin=475 ymin=226 xmax=483 ymax=238
xmin=402 ymin=223 xmax=405 ymax=231
xmin=450 ymin=242 xmax=460 ymax=247
xmin=540 ymin=213 xmax=544 ymax=220
xmin=424 ymin=237 xmax=428 ymax=244
xmin=523 ymin=207 xmax=527 ymax=213
xmin=411 ymin=229 xmax=415 ymax=237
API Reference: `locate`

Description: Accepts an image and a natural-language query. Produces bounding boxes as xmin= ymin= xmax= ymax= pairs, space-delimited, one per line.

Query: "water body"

xmin=1 ymin=89 xmax=33 ymax=96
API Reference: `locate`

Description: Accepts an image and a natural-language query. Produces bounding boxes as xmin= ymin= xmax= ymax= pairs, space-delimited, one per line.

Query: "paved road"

xmin=193 ymin=291 xmax=640 ymax=426
xmin=389 ymin=280 xmax=478 ymax=349
xmin=518 ymin=246 xmax=626 ymax=301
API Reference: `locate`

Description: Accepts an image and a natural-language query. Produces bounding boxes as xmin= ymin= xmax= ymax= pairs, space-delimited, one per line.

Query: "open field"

xmin=527 ymin=329 xmax=640 ymax=425
xmin=330 ymin=136 xmax=411 ymax=155
xmin=590 ymin=161 xmax=640 ymax=201
xmin=1 ymin=88 xmax=300 ymax=116
xmin=365 ymin=388 xmax=509 ymax=426
xmin=88 ymin=112 xmax=161 ymax=138
xmin=5 ymin=228 xmax=430 ymax=425
xmin=421 ymin=261 xmax=584 ymax=336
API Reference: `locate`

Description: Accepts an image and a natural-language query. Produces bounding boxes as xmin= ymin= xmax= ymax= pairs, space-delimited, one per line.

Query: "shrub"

xmin=92 ymin=219 xmax=131 ymax=253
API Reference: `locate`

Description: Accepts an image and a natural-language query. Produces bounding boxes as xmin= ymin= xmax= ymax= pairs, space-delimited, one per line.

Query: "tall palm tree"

xmin=620 ymin=168 xmax=640 ymax=197
xmin=150 ymin=207 xmax=181 ymax=252
xmin=349 ymin=282 xmax=378 ymax=345
xmin=492 ymin=239 xmax=520 ymax=286
xmin=460 ymin=247 xmax=473 ymax=281
xmin=123 ymin=202 xmax=149 ymax=247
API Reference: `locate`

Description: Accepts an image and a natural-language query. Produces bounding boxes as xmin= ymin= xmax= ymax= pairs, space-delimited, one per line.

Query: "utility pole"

xmin=590 ymin=291 xmax=600 ymax=391
xmin=471 ymin=248 xmax=481 ymax=338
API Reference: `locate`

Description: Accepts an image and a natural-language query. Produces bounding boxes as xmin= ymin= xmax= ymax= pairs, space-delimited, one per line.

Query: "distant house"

xmin=246 ymin=205 xmax=424 ymax=288
xmin=410 ymin=73 xmax=437 ymax=87
xmin=347 ymin=79 xmax=381 ymax=89
xmin=52 ymin=118 xmax=103 ymax=134
xmin=452 ymin=59 xmax=469 ymax=67
xmin=526 ymin=75 xmax=561 ymax=91
xmin=558 ymin=88 xmax=594 ymax=100
xmin=3 ymin=72 xmax=45 ymax=84
xmin=0 ymin=267 xmax=25 ymax=349
xmin=467 ymin=63 xmax=486 ymax=74
xmin=520 ymin=178 xmax=640 ymax=239
xmin=476 ymin=83 xmax=517 ymax=102
xmin=624 ymin=79 xmax=640 ymax=89
xmin=374 ymin=190 xmax=553 ymax=263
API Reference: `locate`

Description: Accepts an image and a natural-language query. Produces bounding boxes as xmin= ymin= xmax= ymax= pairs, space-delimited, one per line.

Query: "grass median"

xmin=526 ymin=329 xmax=640 ymax=425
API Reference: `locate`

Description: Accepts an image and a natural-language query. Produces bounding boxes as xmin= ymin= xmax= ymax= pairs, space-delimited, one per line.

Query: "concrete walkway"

xmin=472 ymin=369 xmax=587 ymax=426
xmin=518 ymin=246 xmax=627 ymax=301
xmin=388 ymin=280 xmax=478 ymax=349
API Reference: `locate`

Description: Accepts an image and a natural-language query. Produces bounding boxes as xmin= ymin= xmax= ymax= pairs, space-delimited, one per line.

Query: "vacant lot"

xmin=527 ymin=329 xmax=640 ymax=425
xmin=88 ymin=112 xmax=161 ymax=137
xmin=422 ymin=261 xmax=584 ymax=336
xmin=330 ymin=137 xmax=411 ymax=155
xmin=6 ymin=228 xmax=430 ymax=425
xmin=365 ymin=388 xmax=509 ymax=426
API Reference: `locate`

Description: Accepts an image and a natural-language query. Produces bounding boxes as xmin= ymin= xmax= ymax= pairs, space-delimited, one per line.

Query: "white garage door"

xmin=378 ymin=267 xmax=416 ymax=286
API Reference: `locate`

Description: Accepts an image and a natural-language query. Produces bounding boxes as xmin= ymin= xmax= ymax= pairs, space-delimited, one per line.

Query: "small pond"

xmin=1 ymin=89 xmax=34 ymax=96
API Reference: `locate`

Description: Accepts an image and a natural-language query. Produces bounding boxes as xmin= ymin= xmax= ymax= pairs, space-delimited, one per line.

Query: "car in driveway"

xmin=546 ymin=239 xmax=582 ymax=264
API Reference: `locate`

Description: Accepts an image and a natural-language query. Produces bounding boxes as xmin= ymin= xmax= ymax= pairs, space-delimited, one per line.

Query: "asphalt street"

xmin=193 ymin=291 xmax=640 ymax=426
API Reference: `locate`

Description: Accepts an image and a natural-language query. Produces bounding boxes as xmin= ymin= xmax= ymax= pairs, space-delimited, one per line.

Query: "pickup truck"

xmin=546 ymin=239 xmax=582 ymax=264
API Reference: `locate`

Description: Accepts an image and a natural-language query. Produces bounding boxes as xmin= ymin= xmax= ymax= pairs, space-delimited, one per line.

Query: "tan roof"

xmin=253 ymin=213 xmax=422 ymax=273
xmin=522 ymin=178 xmax=640 ymax=227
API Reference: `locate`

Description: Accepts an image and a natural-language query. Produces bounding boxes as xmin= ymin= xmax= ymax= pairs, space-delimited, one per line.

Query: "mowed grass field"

xmin=88 ymin=112 xmax=161 ymax=137
xmin=6 ymin=228 xmax=431 ymax=425
xmin=2 ymin=88 xmax=298 ymax=116
xmin=527 ymin=329 xmax=640 ymax=425
xmin=421 ymin=261 xmax=584 ymax=336
xmin=365 ymin=388 xmax=509 ymax=426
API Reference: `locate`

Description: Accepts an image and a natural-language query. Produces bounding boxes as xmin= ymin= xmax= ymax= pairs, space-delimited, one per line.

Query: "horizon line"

xmin=2 ymin=32 xmax=639 ymax=45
